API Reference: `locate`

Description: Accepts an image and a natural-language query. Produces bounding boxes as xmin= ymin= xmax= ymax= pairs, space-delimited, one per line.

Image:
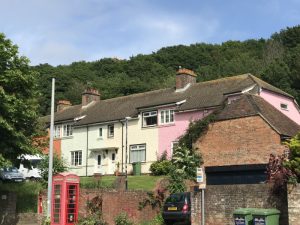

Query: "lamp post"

xmin=125 ymin=116 xmax=131 ymax=190
xmin=47 ymin=78 xmax=55 ymax=218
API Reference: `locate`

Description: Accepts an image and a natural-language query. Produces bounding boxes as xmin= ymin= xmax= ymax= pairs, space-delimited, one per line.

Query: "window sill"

xmin=158 ymin=123 xmax=175 ymax=128
xmin=107 ymin=136 xmax=114 ymax=139
xmin=281 ymin=108 xmax=289 ymax=111
xmin=97 ymin=137 xmax=104 ymax=140
xmin=61 ymin=136 xmax=74 ymax=140
xmin=142 ymin=125 xmax=157 ymax=129
xmin=69 ymin=165 xmax=83 ymax=169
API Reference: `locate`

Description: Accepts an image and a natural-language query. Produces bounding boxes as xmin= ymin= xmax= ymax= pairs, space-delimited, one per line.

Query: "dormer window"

xmin=280 ymin=103 xmax=288 ymax=111
xmin=142 ymin=111 xmax=157 ymax=127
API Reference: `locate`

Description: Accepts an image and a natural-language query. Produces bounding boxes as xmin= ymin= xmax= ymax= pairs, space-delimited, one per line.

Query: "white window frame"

xmin=54 ymin=125 xmax=61 ymax=138
xmin=108 ymin=124 xmax=114 ymax=138
xmin=142 ymin=111 xmax=158 ymax=127
xmin=160 ymin=109 xmax=175 ymax=124
xmin=71 ymin=151 xmax=82 ymax=166
xmin=99 ymin=127 xmax=103 ymax=138
xmin=63 ymin=124 xmax=73 ymax=137
xmin=130 ymin=144 xmax=146 ymax=163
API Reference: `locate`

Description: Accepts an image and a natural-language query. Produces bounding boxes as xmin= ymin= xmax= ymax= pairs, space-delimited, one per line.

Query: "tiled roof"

xmin=217 ymin=94 xmax=300 ymax=137
xmin=48 ymin=73 xmax=295 ymax=127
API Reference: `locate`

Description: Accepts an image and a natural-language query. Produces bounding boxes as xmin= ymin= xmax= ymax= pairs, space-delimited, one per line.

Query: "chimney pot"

xmin=57 ymin=100 xmax=72 ymax=112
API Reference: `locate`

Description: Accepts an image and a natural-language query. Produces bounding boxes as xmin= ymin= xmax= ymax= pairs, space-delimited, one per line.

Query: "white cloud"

xmin=0 ymin=0 xmax=298 ymax=65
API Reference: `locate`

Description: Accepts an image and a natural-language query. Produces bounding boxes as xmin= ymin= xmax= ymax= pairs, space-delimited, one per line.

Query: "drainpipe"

xmin=86 ymin=125 xmax=89 ymax=176
xmin=120 ymin=120 xmax=124 ymax=173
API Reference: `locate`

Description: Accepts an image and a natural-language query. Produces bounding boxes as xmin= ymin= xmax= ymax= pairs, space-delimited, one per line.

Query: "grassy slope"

xmin=80 ymin=175 xmax=164 ymax=191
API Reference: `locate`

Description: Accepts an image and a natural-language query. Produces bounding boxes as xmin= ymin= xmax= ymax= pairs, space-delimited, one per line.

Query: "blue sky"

xmin=1 ymin=0 xmax=300 ymax=66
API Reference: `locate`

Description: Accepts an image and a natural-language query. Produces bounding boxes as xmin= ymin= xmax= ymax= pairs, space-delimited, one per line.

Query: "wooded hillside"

xmin=34 ymin=25 xmax=300 ymax=115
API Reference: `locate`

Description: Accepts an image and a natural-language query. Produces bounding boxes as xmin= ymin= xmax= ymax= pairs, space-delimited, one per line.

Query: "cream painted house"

xmin=49 ymin=68 xmax=300 ymax=176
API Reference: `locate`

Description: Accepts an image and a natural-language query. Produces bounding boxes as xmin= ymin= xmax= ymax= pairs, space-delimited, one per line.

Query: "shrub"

xmin=114 ymin=212 xmax=133 ymax=225
xmin=77 ymin=195 xmax=107 ymax=225
xmin=171 ymin=145 xmax=202 ymax=180
xmin=139 ymin=214 xmax=164 ymax=225
xmin=150 ymin=160 xmax=172 ymax=176
xmin=41 ymin=217 xmax=50 ymax=225
xmin=139 ymin=188 xmax=166 ymax=211
xmin=38 ymin=154 xmax=67 ymax=182
xmin=77 ymin=213 xmax=107 ymax=225
xmin=284 ymin=133 xmax=300 ymax=183
xmin=168 ymin=168 xmax=186 ymax=194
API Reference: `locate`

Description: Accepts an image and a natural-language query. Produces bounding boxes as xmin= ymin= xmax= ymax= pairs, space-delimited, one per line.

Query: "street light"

xmin=125 ymin=116 xmax=131 ymax=190
xmin=47 ymin=78 xmax=55 ymax=218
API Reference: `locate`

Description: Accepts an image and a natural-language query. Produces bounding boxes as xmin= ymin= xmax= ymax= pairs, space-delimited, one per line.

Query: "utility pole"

xmin=125 ymin=116 xmax=131 ymax=190
xmin=47 ymin=78 xmax=55 ymax=218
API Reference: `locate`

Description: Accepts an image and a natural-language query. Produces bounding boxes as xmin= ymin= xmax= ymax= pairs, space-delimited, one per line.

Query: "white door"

xmin=95 ymin=154 xmax=102 ymax=174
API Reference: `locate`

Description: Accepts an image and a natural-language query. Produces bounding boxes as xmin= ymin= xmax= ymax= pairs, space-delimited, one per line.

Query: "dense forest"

xmin=34 ymin=25 xmax=300 ymax=115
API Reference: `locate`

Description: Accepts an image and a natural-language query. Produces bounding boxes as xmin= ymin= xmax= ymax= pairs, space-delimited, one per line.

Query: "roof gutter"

xmin=73 ymin=118 xmax=138 ymax=128
xmin=176 ymin=105 xmax=220 ymax=113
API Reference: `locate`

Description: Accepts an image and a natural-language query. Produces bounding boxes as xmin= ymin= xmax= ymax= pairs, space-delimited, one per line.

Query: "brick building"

xmin=195 ymin=94 xmax=300 ymax=184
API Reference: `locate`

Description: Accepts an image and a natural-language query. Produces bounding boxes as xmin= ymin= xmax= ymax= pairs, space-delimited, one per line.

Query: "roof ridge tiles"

xmin=244 ymin=94 xmax=262 ymax=115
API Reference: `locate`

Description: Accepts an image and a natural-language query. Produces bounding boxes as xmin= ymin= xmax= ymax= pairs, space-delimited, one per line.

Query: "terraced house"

xmin=48 ymin=68 xmax=300 ymax=177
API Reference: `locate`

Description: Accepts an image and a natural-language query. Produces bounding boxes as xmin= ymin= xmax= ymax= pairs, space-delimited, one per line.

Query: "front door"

xmin=95 ymin=154 xmax=102 ymax=174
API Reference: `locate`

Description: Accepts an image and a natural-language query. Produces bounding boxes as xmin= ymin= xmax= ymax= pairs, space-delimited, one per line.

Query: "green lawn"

xmin=80 ymin=175 xmax=116 ymax=188
xmin=128 ymin=175 xmax=165 ymax=191
xmin=0 ymin=181 xmax=43 ymax=212
xmin=79 ymin=175 xmax=165 ymax=191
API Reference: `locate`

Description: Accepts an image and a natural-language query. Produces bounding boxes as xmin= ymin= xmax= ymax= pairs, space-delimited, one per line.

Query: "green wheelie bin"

xmin=252 ymin=208 xmax=280 ymax=225
xmin=132 ymin=162 xmax=141 ymax=175
xmin=233 ymin=208 xmax=253 ymax=225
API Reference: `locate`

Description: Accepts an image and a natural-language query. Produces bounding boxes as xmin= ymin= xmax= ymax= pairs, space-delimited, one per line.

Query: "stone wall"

xmin=191 ymin=184 xmax=288 ymax=225
xmin=0 ymin=192 xmax=17 ymax=225
xmin=288 ymin=184 xmax=300 ymax=225
xmin=195 ymin=116 xmax=287 ymax=167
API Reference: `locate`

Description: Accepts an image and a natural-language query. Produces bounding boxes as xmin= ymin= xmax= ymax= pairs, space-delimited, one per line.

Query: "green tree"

xmin=284 ymin=133 xmax=300 ymax=183
xmin=0 ymin=33 xmax=40 ymax=166
xmin=168 ymin=168 xmax=186 ymax=194
xmin=261 ymin=59 xmax=293 ymax=92
xmin=171 ymin=145 xmax=202 ymax=180
xmin=167 ymin=145 xmax=202 ymax=193
xmin=38 ymin=154 xmax=67 ymax=182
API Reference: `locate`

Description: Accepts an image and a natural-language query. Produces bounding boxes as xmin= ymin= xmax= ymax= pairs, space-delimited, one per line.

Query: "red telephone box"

xmin=51 ymin=172 xmax=80 ymax=225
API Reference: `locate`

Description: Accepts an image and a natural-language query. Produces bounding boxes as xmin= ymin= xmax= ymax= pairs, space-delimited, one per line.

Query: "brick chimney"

xmin=57 ymin=100 xmax=72 ymax=112
xmin=82 ymin=88 xmax=100 ymax=106
xmin=176 ymin=68 xmax=197 ymax=89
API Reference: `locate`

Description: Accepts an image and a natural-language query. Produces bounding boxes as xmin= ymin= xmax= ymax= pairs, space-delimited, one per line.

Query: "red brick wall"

xmin=195 ymin=116 xmax=287 ymax=167
xmin=79 ymin=189 xmax=159 ymax=225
